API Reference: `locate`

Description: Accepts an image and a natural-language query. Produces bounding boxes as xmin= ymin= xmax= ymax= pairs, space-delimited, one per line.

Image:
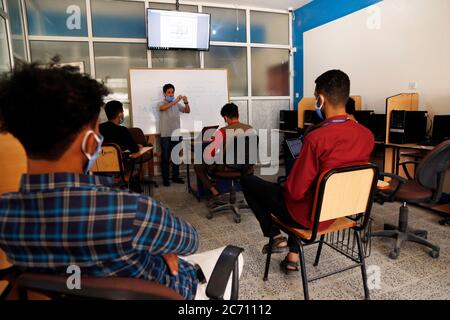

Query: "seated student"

xmin=0 ymin=61 xmax=242 ymax=300
xmin=194 ymin=103 xmax=254 ymax=202
xmin=241 ymin=70 xmax=374 ymax=272
xmin=100 ymin=100 xmax=140 ymax=154
xmin=346 ymin=97 xmax=356 ymax=121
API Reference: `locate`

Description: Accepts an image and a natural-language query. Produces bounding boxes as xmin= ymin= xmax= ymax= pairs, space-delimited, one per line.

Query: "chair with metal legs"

xmin=369 ymin=140 xmax=450 ymax=259
xmin=263 ymin=164 xmax=378 ymax=300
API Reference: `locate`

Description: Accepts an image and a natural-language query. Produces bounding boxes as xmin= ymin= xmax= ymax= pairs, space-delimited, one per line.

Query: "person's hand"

xmin=182 ymin=96 xmax=189 ymax=104
xmin=175 ymin=95 xmax=183 ymax=103
xmin=138 ymin=144 xmax=143 ymax=150
xmin=163 ymin=254 xmax=179 ymax=276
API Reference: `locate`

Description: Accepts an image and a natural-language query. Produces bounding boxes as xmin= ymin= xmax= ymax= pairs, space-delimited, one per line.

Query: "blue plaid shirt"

xmin=0 ymin=173 xmax=199 ymax=299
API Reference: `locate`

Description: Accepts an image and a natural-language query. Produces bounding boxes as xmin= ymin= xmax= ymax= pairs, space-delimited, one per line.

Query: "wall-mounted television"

xmin=147 ymin=9 xmax=211 ymax=51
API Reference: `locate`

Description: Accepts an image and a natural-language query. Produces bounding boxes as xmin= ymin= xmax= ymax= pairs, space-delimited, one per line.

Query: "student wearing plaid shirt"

xmin=0 ymin=60 xmax=242 ymax=300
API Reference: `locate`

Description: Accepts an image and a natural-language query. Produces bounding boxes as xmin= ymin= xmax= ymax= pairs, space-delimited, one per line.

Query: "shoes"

xmin=172 ymin=177 xmax=185 ymax=184
xmin=163 ymin=180 xmax=170 ymax=187
xmin=279 ymin=257 xmax=299 ymax=274
xmin=261 ymin=236 xmax=289 ymax=254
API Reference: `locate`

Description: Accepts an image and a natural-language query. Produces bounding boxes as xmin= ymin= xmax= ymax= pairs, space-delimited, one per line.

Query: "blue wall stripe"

xmin=293 ymin=0 xmax=383 ymax=108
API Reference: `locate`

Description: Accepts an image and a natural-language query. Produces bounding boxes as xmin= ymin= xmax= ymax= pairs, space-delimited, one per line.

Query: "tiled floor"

xmin=149 ymin=173 xmax=450 ymax=300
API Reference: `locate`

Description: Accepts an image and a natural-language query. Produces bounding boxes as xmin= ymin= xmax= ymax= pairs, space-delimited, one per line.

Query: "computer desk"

xmin=382 ymin=142 xmax=450 ymax=216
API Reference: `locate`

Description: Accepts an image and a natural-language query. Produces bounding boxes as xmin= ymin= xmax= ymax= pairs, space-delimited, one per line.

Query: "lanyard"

xmin=319 ymin=117 xmax=351 ymax=128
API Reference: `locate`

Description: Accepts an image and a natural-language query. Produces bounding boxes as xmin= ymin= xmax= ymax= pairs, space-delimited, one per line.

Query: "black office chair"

xmin=369 ymin=140 xmax=450 ymax=259
xmin=15 ymin=245 xmax=244 ymax=300
xmin=208 ymin=135 xmax=258 ymax=223
xmin=128 ymin=127 xmax=158 ymax=192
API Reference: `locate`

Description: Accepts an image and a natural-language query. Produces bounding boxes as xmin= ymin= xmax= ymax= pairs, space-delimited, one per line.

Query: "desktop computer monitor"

xmin=279 ymin=110 xmax=298 ymax=131
xmin=354 ymin=110 xmax=375 ymax=130
xmin=432 ymin=115 xmax=450 ymax=142
xmin=303 ymin=110 xmax=324 ymax=128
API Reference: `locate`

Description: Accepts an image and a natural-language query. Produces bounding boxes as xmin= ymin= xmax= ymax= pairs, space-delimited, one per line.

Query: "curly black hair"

xmin=0 ymin=58 xmax=109 ymax=160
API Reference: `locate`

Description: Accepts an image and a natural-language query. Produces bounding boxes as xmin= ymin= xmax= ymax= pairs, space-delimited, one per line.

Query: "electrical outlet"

xmin=409 ymin=82 xmax=418 ymax=90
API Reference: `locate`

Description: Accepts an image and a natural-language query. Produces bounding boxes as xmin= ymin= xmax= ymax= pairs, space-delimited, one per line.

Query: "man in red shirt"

xmin=241 ymin=70 xmax=374 ymax=272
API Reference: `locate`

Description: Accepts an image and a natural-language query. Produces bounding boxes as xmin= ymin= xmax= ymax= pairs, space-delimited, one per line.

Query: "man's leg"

xmin=160 ymin=137 xmax=171 ymax=186
xmin=193 ymin=164 xmax=219 ymax=196
xmin=241 ymin=175 xmax=305 ymax=259
xmin=170 ymin=137 xmax=183 ymax=183
xmin=181 ymin=246 xmax=244 ymax=300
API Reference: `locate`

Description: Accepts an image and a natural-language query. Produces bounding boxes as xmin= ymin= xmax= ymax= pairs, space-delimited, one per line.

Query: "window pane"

xmin=30 ymin=41 xmax=90 ymax=74
xmin=148 ymin=3 xmax=197 ymax=12
xmin=252 ymin=48 xmax=289 ymax=96
xmin=94 ymin=42 xmax=147 ymax=95
xmin=202 ymin=7 xmax=245 ymax=43
xmin=204 ymin=46 xmax=247 ymax=97
xmin=6 ymin=0 xmax=26 ymax=61
xmin=91 ymin=0 xmax=145 ymax=38
xmin=26 ymin=0 xmax=87 ymax=36
xmin=250 ymin=11 xmax=289 ymax=45
xmin=0 ymin=17 xmax=11 ymax=73
xmin=151 ymin=50 xmax=199 ymax=68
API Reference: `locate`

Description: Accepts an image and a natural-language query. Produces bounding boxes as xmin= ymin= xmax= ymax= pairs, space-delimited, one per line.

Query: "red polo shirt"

xmin=284 ymin=115 xmax=375 ymax=230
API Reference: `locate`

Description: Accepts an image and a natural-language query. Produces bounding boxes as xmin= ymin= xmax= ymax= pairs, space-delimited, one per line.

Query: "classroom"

xmin=0 ymin=0 xmax=449 ymax=304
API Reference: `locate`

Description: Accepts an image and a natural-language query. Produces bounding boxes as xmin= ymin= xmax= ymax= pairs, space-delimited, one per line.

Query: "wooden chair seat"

xmin=271 ymin=215 xmax=357 ymax=239
xmin=0 ymin=280 xmax=9 ymax=296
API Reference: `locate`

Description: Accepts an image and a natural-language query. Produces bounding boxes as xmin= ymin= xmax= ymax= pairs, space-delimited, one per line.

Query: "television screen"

xmin=147 ymin=9 xmax=210 ymax=50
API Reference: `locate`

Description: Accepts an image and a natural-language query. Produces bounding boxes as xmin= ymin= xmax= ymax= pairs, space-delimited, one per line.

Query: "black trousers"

xmin=240 ymin=175 xmax=306 ymax=253
xmin=160 ymin=137 xmax=181 ymax=183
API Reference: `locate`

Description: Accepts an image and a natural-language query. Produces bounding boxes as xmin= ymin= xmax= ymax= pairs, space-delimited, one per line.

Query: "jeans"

xmin=160 ymin=136 xmax=181 ymax=183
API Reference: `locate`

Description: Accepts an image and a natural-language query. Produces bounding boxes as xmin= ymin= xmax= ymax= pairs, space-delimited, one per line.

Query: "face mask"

xmin=166 ymin=96 xmax=174 ymax=103
xmin=315 ymin=96 xmax=325 ymax=121
xmin=119 ymin=115 xmax=125 ymax=125
xmin=81 ymin=130 xmax=104 ymax=174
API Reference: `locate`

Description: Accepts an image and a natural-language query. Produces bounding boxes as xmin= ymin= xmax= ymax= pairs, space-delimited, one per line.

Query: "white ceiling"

xmin=189 ymin=0 xmax=312 ymax=11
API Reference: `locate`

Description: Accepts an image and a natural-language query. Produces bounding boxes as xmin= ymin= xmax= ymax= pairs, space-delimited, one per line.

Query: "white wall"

xmin=303 ymin=0 xmax=450 ymax=116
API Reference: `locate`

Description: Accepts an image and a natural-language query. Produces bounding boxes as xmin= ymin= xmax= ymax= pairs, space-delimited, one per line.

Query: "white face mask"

xmin=81 ymin=130 xmax=104 ymax=174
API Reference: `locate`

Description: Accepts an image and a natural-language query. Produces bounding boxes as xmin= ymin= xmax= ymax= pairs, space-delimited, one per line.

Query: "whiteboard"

xmin=129 ymin=68 xmax=229 ymax=135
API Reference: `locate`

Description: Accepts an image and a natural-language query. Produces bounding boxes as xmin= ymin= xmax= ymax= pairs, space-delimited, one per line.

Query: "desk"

xmin=383 ymin=143 xmax=433 ymax=176
xmin=382 ymin=142 xmax=450 ymax=215
xmin=184 ymin=138 xmax=210 ymax=201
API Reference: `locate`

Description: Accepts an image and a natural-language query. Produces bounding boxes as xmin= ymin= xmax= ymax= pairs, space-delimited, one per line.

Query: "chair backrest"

xmin=128 ymin=127 xmax=149 ymax=146
xmin=91 ymin=143 xmax=124 ymax=173
xmin=223 ymin=134 xmax=258 ymax=175
xmin=16 ymin=273 xmax=183 ymax=300
xmin=312 ymin=164 xmax=378 ymax=230
xmin=415 ymin=140 xmax=450 ymax=201
xmin=0 ymin=133 xmax=27 ymax=195
xmin=0 ymin=249 xmax=12 ymax=271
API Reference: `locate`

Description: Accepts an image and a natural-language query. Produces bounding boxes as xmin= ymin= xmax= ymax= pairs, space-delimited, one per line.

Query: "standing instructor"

xmin=159 ymin=83 xmax=190 ymax=186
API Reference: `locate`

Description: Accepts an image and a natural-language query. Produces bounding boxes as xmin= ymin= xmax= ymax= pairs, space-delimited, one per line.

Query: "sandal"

xmin=261 ymin=236 xmax=288 ymax=254
xmin=280 ymin=257 xmax=300 ymax=274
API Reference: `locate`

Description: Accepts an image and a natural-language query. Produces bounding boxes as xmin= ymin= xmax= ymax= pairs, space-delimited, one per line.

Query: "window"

xmin=251 ymin=48 xmax=290 ymax=96
xmin=30 ymin=41 xmax=90 ymax=74
xmin=151 ymin=50 xmax=200 ymax=68
xmin=203 ymin=6 xmax=246 ymax=43
xmin=250 ymin=11 xmax=289 ymax=45
xmin=94 ymin=42 xmax=147 ymax=94
xmin=91 ymin=0 xmax=145 ymax=38
xmin=0 ymin=16 xmax=11 ymax=72
xmin=26 ymin=0 xmax=88 ymax=36
xmin=6 ymin=0 xmax=26 ymax=61
xmin=148 ymin=2 xmax=197 ymax=12
xmin=204 ymin=46 xmax=247 ymax=97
